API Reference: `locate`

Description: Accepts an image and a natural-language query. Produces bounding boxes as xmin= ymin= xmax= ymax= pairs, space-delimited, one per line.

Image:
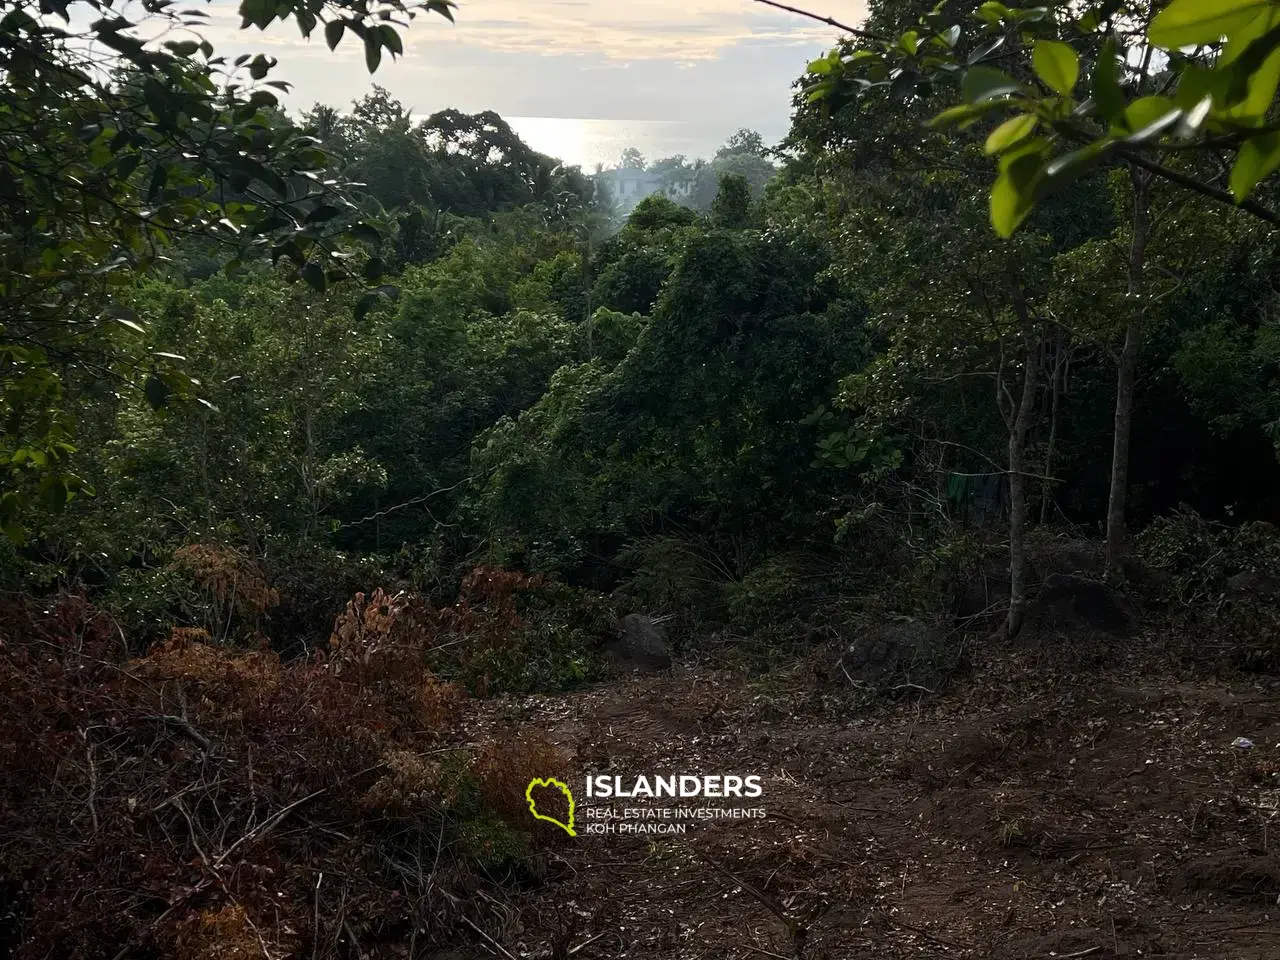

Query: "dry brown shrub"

xmin=472 ymin=732 xmax=571 ymax=825
xmin=133 ymin=627 xmax=283 ymax=704
xmin=419 ymin=674 xmax=465 ymax=729
xmin=169 ymin=905 xmax=277 ymax=960
xmin=439 ymin=567 xmax=546 ymax=655
xmin=172 ymin=543 xmax=279 ymax=620
xmin=327 ymin=588 xmax=464 ymax=731
xmin=361 ymin=748 xmax=458 ymax=815
xmin=0 ymin=582 xmax=563 ymax=959
xmin=328 ymin=587 xmax=431 ymax=677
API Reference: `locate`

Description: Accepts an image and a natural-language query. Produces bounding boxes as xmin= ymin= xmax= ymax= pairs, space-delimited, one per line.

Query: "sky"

xmin=186 ymin=0 xmax=870 ymax=168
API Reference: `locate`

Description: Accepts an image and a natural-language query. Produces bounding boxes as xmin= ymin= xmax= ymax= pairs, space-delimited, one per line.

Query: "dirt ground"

xmin=456 ymin=640 xmax=1280 ymax=960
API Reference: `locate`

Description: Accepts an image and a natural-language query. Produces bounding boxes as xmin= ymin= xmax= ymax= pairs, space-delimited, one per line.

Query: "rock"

xmin=1029 ymin=573 xmax=1133 ymax=635
xmin=606 ymin=614 xmax=672 ymax=671
xmin=840 ymin=620 xmax=954 ymax=694
xmin=1227 ymin=570 xmax=1280 ymax=600
xmin=952 ymin=565 xmax=1011 ymax=624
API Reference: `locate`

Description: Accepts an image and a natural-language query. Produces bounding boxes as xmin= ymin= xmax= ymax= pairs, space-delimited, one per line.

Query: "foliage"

xmin=0 ymin=0 xmax=456 ymax=536
xmin=804 ymin=0 xmax=1280 ymax=236
xmin=1137 ymin=509 xmax=1280 ymax=670
xmin=0 ymin=587 xmax=578 ymax=959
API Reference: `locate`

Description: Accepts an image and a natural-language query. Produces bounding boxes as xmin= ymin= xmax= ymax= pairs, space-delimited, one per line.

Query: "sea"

xmin=505 ymin=116 xmax=788 ymax=171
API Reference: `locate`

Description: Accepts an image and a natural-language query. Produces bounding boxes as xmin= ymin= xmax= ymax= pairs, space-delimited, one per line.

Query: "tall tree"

xmin=0 ymin=0 xmax=456 ymax=538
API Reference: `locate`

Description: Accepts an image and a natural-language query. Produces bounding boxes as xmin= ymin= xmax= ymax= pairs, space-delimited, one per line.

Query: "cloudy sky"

xmin=192 ymin=0 xmax=869 ymax=166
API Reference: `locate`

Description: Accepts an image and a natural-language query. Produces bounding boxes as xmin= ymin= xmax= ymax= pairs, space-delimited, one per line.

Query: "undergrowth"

xmin=0 ymin=563 xmax=594 ymax=959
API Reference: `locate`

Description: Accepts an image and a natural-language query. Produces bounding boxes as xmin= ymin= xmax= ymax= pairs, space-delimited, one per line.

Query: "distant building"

xmin=596 ymin=167 xmax=696 ymax=214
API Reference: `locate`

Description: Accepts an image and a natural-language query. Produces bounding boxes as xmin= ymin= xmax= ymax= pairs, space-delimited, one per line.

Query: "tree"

xmin=794 ymin=0 xmax=1280 ymax=571
xmin=710 ymin=173 xmax=754 ymax=228
xmin=618 ymin=147 xmax=647 ymax=170
xmin=0 ymin=0 xmax=456 ymax=538
xmin=692 ymin=133 xmax=778 ymax=212
xmin=801 ymin=0 xmax=1280 ymax=234
xmin=717 ymin=128 xmax=767 ymax=158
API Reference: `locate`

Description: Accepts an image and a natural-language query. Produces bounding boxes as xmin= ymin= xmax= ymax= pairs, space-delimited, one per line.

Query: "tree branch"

xmin=1116 ymin=147 xmax=1280 ymax=229
xmin=751 ymin=0 xmax=883 ymax=41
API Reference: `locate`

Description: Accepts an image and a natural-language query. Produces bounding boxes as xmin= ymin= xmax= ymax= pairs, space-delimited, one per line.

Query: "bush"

xmin=1138 ymin=509 xmax=1280 ymax=670
xmin=0 ymin=588 xmax=569 ymax=960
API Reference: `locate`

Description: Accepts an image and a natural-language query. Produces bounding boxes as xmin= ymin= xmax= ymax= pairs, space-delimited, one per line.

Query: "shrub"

xmin=0 ymin=588 xmax=564 ymax=959
xmin=1138 ymin=509 xmax=1280 ymax=670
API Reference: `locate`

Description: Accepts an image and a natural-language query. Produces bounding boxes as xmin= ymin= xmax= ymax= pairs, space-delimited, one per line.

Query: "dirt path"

xmin=462 ymin=653 xmax=1280 ymax=959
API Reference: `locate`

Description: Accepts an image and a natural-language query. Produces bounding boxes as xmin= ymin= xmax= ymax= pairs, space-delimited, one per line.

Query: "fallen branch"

xmin=212 ymin=787 xmax=328 ymax=870
xmin=690 ymin=847 xmax=806 ymax=957
xmin=462 ymin=915 xmax=520 ymax=960
xmin=145 ymin=714 xmax=213 ymax=752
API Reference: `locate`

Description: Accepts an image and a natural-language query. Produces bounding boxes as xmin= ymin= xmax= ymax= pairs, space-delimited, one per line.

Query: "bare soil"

xmin=457 ymin=641 xmax=1280 ymax=960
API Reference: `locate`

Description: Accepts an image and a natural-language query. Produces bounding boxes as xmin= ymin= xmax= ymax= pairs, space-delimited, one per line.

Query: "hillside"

xmin=4 ymin=0 xmax=1280 ymax=956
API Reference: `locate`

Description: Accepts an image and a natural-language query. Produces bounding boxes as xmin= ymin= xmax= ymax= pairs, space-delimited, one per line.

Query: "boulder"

xmin=1028 ymin=573 xmax=1133 ymax=635
xmin=606 ymin=614 xmax=672 ymax=671
xmin=840 ymin=620 xmax=954 ymax=694
xmin=1227 ymin=570 xmax=1280 ymax=601
xmin=952 ymin=564 xmax=1011 ymax=624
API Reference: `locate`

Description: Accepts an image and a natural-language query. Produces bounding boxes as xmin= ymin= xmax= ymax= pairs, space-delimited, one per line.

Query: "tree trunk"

xmin=1040 ymin=340 xmax=1064 ymax=524
xmin=1005 ymin=315 xmax=1040 ymax=641
xmin=1105 ymin=172 xmax=1150 ymax=573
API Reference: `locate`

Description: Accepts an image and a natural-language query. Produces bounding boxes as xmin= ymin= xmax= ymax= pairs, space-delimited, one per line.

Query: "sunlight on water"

xmin=507 ymin=116 xmax=749 ymax=170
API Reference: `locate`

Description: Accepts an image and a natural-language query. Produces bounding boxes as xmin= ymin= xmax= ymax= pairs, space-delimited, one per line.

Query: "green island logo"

xmin=525 ymin=777 xmax=576 ymax=836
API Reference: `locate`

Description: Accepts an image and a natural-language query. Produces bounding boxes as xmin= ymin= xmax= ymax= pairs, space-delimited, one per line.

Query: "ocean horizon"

xmin=506 ymin=116 xmax=788 ymax=171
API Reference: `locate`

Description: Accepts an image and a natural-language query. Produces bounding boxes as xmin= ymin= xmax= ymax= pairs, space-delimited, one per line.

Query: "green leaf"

xmin=991 ymin=141 xmax=1048 ymax=237
xmin=239 ymin=0 xmax=273 ymax=28
xmin=1033 ymin=39 xmax=1079 ymax=96
xmin=1044 ymin=140 xmax=1110 ymax=186
xmin=1178 ymin=95 xmax=1214 ymax=136
xmin=1122 ymin=95 xmax=1179 ymax=133
xmin=249 ymin=54 xmax=272 ymax=79
xmin=144 ymin=374 xmax=172 ymax=409
xmin=1092 ymin=37 xmax=1125 ymax=122
xmin=1221 ymin=12 xmax=1280 ymax=120
xmin=930 ymin=103 xmax=989 ymax=128
xmin=380 ymin=25 xmax=403 ymax=57
xmin=968 ymin=35 xmax=1006 ymax=65
xmin=306 ymin=203 xmax=342 ymax=223
xmin=985 ymin=113 xmax=1039 ymax=154
xmin=364 ymin=33 xmax=382 ymax=72
xmin=349 ymin=222 xmax=382 ymax=246
xmin=1230 ymin=130 xmax=1280 ymax=200
xmin=962 ymin=65 xmax=1022 ymax=104
xmin=1174 ymin=63 xmax=1226 ymax=110
xmin=425 ymin=0 xmax=455 ymax=22
xmin=325 ymin=18 xmax=344 ymax=50
xmin=977 ymin=2 xmax=1011 ymax=25
xmin=300 ymin=261 xmax=326 ymax=292
xmin=889 ymin=69 xmax=918 ymax=100
xmin=146 ymin=163 xmax=168 ymax=201
xmin=115 ymin=153 xmax=141 ymax=179
xmin=1148 ymin=0 xmax=1268 ymax=49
